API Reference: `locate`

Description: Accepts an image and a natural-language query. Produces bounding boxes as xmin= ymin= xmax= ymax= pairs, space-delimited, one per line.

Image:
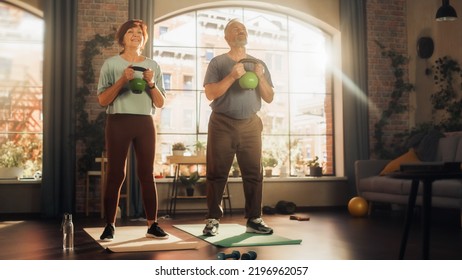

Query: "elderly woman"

xmin=97 ymin=19 xmax=168 ymax=241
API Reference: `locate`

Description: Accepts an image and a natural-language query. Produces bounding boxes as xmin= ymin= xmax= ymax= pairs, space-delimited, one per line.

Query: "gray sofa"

xmin=355 ymin=132 xmax=462 ymax=225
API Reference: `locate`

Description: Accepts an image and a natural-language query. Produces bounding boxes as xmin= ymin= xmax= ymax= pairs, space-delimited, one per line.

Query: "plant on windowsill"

xmin=0 ymin=140 xmax=25 ymax=179
xmin=179 ymin=171 xmax=204 ymax=196
xmin=306 ymin=156 xmax=322 ymax=177
xmin=172 ymin=142 xmax=187 ymax=156
xmin=262 ymin=152 xmax=278 ymax=177
xmin=193 ymin=141 xmax=206 ymax=156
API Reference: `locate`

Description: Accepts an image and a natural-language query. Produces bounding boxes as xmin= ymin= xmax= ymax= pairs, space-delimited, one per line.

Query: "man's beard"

xmin=232 ymin=38 xmax=247 ymax=47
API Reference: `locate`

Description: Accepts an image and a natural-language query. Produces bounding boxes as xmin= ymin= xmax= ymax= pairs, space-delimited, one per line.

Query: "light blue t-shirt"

xmin=203 ymin=54 xmax=273 ymax=119
xmin=97 ymin=55 xmax=166 ymax=115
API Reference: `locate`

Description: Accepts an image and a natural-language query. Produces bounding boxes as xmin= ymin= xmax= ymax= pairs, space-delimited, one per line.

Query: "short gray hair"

xmin=224 ymin=18 xmax=243 ymax=33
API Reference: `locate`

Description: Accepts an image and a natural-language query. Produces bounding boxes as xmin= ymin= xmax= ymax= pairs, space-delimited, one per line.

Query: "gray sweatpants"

xmin=205 ymin=112 xmax=264 ymax=219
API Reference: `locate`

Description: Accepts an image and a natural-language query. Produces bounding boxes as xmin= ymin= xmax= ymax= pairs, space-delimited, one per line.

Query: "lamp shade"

xmin=436 ymin=0 xmax=457 ymax=21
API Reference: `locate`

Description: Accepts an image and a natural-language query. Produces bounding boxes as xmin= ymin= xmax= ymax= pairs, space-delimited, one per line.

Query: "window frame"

xmin=0 ymin=2 xmax=44 ymax=178
xmin=152 ymin=3 xmax=344 ymax=178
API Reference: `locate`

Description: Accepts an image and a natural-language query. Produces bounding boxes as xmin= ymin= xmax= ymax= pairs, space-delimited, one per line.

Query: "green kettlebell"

xmin=238 ymin=58 xmax=260 ymax=90
xmin=239 ymin=71 xmax=259 ymax=89
xmin=129 ymin=66 xmax=147 ymax=94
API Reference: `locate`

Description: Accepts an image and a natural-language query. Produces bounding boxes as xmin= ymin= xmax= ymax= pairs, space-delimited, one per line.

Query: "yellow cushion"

xmin=379 ymin=148 xmax=421 ymax=175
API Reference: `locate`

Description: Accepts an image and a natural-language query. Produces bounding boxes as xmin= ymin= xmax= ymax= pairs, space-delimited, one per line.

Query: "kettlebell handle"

xmin=130 ymin=66 xmax=147 ymax=72
xmin=238 ymin=58 xmax=261 ymax=64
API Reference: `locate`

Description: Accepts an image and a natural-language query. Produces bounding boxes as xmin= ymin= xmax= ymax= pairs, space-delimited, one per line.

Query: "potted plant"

xmin=307 ymin=156 xmax=323 ymax=177
xmin=193 ymin=141 xmax=206 ymax=156
xmin=0 ymin=140 xmax=25 ymax=179
xmin=172 ymin=142 xmax=187 ymax=156
xmin=179 ymin=171 xmax=204 ymax=196
xmin=262 ymin=152 xmax=278 ymax=177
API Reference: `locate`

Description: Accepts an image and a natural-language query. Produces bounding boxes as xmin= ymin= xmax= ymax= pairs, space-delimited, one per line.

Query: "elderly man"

xmin=202 ymin=19 xmax=275 ymax=236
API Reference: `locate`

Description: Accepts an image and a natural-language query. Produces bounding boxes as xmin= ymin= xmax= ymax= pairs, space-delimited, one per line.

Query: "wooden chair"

xmin=84 ymin=152 xmax=106 ymax=217
xmin=85 ymin=169 xmax=102 ymax=216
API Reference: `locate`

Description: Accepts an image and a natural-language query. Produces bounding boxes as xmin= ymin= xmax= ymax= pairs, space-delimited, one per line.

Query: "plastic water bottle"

xmin=62 ymin=213 xmax=74 ymax=251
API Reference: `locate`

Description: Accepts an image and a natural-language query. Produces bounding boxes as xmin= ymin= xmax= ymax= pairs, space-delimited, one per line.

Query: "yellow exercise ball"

xmin=348 ymin=196 xmax=368 ymax=217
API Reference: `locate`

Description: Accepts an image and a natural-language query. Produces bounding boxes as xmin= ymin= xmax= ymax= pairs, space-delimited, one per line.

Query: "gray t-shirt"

xmin=203 ymin=54 xmax=273 ymax=119
xmin=97 ymin=55 xmax=166 ymax=115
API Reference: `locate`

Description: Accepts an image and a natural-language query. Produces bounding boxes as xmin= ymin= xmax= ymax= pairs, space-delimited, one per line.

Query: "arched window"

xmin=153 ymin=6 xmax=337 ymax=177
xmin=0 ymin=2 xmax=43 ymax=178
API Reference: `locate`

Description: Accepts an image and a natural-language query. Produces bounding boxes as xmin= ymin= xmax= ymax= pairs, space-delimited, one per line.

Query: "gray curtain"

xmin=41 ymin=0 xmax=77 ymax=217
xmin=340 ymin=0 xmax=369 ymax=194
xmin=128 ymin=0 xmax=155 ymax=217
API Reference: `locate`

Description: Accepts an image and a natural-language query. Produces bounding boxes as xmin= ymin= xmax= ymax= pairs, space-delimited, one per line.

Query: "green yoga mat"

xmin=173 ymin=223 xmax=302 ymax=248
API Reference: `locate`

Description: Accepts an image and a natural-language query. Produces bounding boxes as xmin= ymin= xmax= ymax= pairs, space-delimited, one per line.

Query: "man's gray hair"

xmin=224 ymin=18 xmax=243 ymax=33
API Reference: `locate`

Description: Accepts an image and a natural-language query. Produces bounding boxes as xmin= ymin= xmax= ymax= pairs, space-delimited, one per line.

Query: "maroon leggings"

xmin=103 ymin=114 xmax=158 ymax=224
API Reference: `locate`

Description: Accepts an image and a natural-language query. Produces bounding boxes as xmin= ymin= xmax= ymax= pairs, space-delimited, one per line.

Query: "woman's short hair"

xmin=115 ymin=19 xmax=148 ymax=52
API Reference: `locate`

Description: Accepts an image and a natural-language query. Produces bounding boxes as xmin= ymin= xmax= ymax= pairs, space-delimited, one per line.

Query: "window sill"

xmin=0 ymin=179 xmax=42 ymax=185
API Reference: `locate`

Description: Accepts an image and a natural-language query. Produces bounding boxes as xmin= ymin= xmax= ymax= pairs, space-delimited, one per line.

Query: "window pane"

xmin=153 ymin=12 xmax=196 ymax=47
xmin=155 ymin=90 xmax=197 ymax=134
xmin=198 ymin=91 xmax=212 ymax=134
xmin=288 ymin=17 xmax=326 ymax=52
xmin=262 ymin=135 xmax=289 ymax=176
xmin=289 ymin=52 xmax=327 ymax=93
xmin=261 ymin=92 xmax=289 ymax=135
xmin=154 ymin=47 xmax=197 ymax=90
xmin=290 ymin=92 xmax=327 ymax=134
xmin=197 ymin=8 xmax=243 ymax=48
xmin=244 ymin=8 xmax=288 ymax=51
xmin=0 ymin=3 xmax=43 ymax=177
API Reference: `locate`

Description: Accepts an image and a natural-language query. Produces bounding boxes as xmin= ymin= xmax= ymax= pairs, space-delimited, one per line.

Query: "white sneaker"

xmin=246 ymin=217 xmax=273 ymax=234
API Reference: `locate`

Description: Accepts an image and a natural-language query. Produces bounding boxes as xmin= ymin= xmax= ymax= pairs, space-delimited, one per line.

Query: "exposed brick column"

xmin=75 ymin=0 xmax=128 ymax=213
xmin=366 ymin=0 xmax=410 ymax=158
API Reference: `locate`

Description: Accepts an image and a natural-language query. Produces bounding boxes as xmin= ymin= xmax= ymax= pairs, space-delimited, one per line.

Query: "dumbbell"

xmin=217 ymin=250 xmax=240 ymax=260
xmin=241 ymin=250 xmax=257 ymax=260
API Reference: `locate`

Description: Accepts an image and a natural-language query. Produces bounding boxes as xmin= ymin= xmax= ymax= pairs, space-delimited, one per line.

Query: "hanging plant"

xmin=431 ymin=56 xmax=462 ymax=131
xmin=76 ymin=30 xmax=115 ymax=175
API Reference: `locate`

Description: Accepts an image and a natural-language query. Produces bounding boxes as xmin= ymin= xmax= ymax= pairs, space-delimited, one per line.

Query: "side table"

xmin=166 ymin=155 xmax=233 ymax=217
xmin=389 ymin=170 xmax=462 ymax=259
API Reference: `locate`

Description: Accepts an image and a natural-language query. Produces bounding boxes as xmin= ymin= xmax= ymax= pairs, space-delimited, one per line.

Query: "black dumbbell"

xmin=217 ymin=250 xmax=240 ymax=260
xmin=241 ymin=250 xmax=257 ymax=260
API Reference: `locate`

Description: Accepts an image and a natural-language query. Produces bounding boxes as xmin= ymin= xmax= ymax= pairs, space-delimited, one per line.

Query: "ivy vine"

xmin=372 ymin=47 xmax=462 ymax=159
xmin=373 ymin=41 xmax=414 ymax=159
xmin=76 ymin=31 xmax=115 ymax=175
xmin=431 ymin=56 xmax=462 ymax=131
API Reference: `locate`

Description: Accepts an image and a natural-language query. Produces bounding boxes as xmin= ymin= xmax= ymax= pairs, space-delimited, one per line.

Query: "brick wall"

xmin=75 ymin=0 xmax=128 ymax=213
xmin=366 ymin=0 xmax=410 ymax=158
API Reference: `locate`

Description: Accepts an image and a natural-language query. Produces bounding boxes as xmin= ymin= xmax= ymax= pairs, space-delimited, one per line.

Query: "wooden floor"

xmin=1 ymin=206 xmax=462 ymax=260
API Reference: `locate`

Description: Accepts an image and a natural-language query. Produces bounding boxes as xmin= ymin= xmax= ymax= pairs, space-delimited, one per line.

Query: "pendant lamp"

xmin=436 ymin=0 xmax=457 ymax=21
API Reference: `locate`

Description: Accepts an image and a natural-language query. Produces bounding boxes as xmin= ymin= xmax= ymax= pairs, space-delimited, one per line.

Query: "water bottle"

xmin=62 ymin=213 xmax=74 ymax=251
